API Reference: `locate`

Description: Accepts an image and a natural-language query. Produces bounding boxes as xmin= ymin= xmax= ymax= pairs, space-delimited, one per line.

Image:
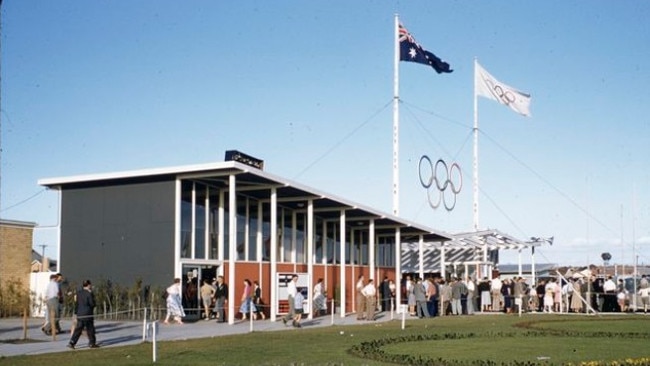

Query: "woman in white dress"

xmin=164 ymin=278 xmax=185 ymax=324
xmin=406 ymin=276 xmax=416 ymax=315
xmin=544 ymin=279 xmax=556 ymax=313
xmin=313 ymin=278 xmax=326 ymax=317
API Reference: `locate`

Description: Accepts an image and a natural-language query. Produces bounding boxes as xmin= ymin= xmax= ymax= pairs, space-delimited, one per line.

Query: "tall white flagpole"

xmin=392 ymin=13 xmax=400 ymax=217
xmin=474 ymin=59 xmax=488 ymax=276
xmin=472 ymin=59 xmax=480 ymax=232
xmin=392 ymin=14 xmax=403 ymax=312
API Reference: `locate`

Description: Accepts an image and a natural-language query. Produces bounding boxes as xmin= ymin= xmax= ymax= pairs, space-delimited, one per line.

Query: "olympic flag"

xmin=475 ymin=61 xmax=531 ymax=117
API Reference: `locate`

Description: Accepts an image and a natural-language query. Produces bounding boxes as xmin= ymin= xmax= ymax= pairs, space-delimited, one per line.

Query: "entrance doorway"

xmin=181 ymin=262 xmax=219 ymax=321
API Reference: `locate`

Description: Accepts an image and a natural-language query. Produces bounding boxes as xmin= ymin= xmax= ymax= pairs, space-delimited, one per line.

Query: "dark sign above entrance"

xmin=224 ymin=150 xmax=264 ymax=170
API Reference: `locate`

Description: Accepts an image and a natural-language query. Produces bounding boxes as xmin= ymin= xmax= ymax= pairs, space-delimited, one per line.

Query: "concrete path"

xmin=0 ymin=312 xmax=397 ymax=357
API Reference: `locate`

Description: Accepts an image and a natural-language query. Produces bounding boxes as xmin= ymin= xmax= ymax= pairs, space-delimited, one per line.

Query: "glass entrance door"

xmin=181 ymin=263 xmax=219 ymax=321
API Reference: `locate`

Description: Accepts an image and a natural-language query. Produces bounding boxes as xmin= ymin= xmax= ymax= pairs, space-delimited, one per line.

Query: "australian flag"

xmin=399 ymin=23 xmax=452 ymax=74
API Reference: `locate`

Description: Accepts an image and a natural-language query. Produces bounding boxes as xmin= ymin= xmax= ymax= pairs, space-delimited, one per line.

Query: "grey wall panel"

xmin=60 ymin=181 xmax=176 ymax=289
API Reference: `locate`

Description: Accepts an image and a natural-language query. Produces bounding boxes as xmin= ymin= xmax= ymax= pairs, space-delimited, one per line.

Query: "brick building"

xmin=0 ymin=219 xmax=37 ymax=290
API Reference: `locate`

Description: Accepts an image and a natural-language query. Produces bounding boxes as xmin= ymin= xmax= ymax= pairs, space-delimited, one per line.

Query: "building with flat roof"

xmin=39 ymin=152 xmax=546 ymax=322
xmin=39 ymin=153 xmax=456 ymax=323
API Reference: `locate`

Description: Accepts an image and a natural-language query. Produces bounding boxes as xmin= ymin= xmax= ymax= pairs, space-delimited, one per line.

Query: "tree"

xmin=601 ymin=252 xmax=612 ymax=266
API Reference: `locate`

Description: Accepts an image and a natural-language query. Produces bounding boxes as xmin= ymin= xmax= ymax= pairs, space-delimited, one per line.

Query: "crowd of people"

xmin=391 ymin=273 xmax=650 ymax=317
xmin=396 ymin=273 xmax=650 ymax=316
xmin=42 ymin=271 xmax=649 ymax=350
xmin=166 ymin=272 xmax=649 ymax=324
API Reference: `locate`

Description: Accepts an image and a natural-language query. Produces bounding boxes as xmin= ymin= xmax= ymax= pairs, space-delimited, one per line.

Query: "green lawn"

xmin=2 ymin=315 xmax=649 ymax=365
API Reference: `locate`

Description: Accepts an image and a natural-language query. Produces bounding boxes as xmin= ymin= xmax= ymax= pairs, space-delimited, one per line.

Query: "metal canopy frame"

xmin=402 ymin=229 xmax=547 ymax=280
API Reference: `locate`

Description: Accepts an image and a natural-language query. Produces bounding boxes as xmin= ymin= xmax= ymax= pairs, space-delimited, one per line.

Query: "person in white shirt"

xmin=356 ymin=275 xmax=366 ymax=320
xmin=491 ymin=276 xmax=503 ymax=311
xmin=465 ymin=277 xmax=476 ymax=314
xmin=361 ymin=279 xmax=377 ymax=321
xmin=602 ymin=276 xmax=617 ymax=312
xmin=282 ymin=274 xmax=298 ymax=325
xmin=406 ymin=275 xmax=415 ymax=316
xmin=544 ymin=279 xmax=556 ymax=313
xmin=638 ymin=286 xmax=650 ymax=314
xmin=42 ymin=273 xmax=63 ymax=335
xmin=312 ymin=278 xmax=326 ymax=317
xmin=292 ymin=290 xmax=305 ymax=328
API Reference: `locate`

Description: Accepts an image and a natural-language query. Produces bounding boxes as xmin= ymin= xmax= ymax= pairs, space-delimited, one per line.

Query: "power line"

xmin=292 ymin=99 xmax=392 ymax=180
xmin=479 ymin=130 xmax=618 ymax=236
xmin=400 ymin=100 xmax=619 ymax=242
xmin=0 ymin=188 xmax=47 ymax=213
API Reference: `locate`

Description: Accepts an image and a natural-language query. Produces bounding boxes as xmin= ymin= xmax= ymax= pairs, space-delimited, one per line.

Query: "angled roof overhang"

xmin=38 ymin=161 xmax=452 ymax=243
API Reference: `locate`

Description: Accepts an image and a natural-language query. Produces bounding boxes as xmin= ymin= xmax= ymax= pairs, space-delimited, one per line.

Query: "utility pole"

xmin=0 ymin=0 xmax=4 ymax=218
xmin=39 ymin=244 xmax=48 ymax=271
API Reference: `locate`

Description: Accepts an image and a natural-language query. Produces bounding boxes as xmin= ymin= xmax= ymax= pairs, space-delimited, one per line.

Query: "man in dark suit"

xmin=68 ymin=280 xmax=99 ymax=349
xmin=214 ymin=276 xmax=229 ymax=323
xmin=380 ymin=276 xmax=391 ymax=312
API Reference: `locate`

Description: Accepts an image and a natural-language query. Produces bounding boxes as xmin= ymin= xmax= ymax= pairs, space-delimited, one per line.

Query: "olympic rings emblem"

xmin=418 ymin=155 xmax=462 ymax=211
xmin=487 ymin=79 xmax=516 ymax=105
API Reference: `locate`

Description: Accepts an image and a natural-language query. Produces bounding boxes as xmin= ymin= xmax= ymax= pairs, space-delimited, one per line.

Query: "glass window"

xmin=223 ymin=204 xmax=230 ymax=260
xmin=208 ymin=189 xmax=220 ymax=259
xmin=314 ymin=218 xmax=324 ymax=264
xmin=248 ymin=200 xmax=258 ymax=262
xmin=180 ymin=181 xmax=193 ymax=259
xmin=259 ymin=221 xmax=268 ymax=261
xmin=194 ymin=183 xmax=206 ymax=259
xmin=327 ymin=222 xmax=338 ymax=264
xmin=295 ymin=213 xmax=305 ymax=263
xmin=236 ymin=199 xmax=246 ymax=260
xmin=282 ymin=209 xmax=292 ymax=263
xmin=378 ymin=237 xmax=395 ymax=267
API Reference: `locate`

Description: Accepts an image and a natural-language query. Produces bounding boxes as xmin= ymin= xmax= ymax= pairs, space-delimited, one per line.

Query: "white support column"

xmin=395 ymin=227 xmax=402 ymax=312
xmin=227 ymin=174 xmax=237 ymax=324
xmin=322 ymin=221 xmax=327 ymax=265
xmin=204 ymin=186 xmax=210 ymax=259
xmin=339 ymin=209 xmax=346 ymax=318
xmin=531 ymin=246 xmax=536 ymax=288
xmin=518 ymin=248 xmax=523 ymax=278
xmin=191 ymin=182 xmax=196 ymax=259
xmin=351 ymin=229 xmax=356 ymax=313
xmin=369 ymin=220 xmax=376 ymax=281
xmin=279 ymin=209 xmax=285 ymax=263
xmin=257 ymin=202 xmax=263 ymax=284
xmin=418 ymin=235 xmax=424 ymax=280
xmin=307 ymin=200 xmax=314 ymax=319
xmin=174 ymin=180 xmax=182 ymax=278
xmin=218 ymin=190 xmax=225 ymax=264
xmin=292 ymin=211 xmax=297 ymax=268
xmin=440 ymin=242 xmax=446 ymax=279
xmin=270 ymin=188 xmax=278 ymax=322
xmin=245 ymin=198 xmax=250 ymax=261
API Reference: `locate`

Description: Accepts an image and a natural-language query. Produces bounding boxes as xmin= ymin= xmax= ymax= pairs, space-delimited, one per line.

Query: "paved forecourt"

xmin=0 ymin=312 xmax=395 ymax=358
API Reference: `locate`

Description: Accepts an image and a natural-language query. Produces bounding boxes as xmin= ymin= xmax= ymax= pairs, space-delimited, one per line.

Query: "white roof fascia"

xmin=37 ymin=160 xmax=452 ymax=241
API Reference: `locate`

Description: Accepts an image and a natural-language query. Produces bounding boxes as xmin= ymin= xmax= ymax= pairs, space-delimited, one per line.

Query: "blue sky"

xmin=1 ymin=1 xmax=649 ymax=267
